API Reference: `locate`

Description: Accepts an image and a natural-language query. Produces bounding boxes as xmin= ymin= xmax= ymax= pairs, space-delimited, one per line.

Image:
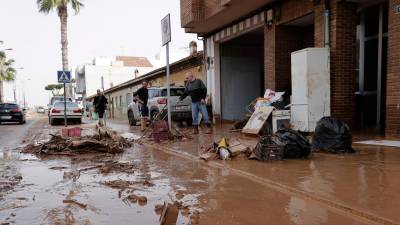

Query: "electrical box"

xmin=290 ymin=48 xmax=331 ymax=132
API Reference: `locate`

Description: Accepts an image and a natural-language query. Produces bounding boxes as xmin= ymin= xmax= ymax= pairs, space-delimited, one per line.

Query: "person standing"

xmin=93 ymin=89 xmax=108 ymax=127
xmin=133 ymin=81 xmax=149 ymax=131
xmin=179 ymin=72 xmax=212 ymax=134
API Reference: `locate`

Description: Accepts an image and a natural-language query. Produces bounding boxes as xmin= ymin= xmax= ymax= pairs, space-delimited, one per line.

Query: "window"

xmin=119 ymin=96 xmax=122 ymax=107
xmin=148 ymin=89 xmax=161 ymax=99
xmin=126 ymin=93 xmax=132 ymax=105
xmin=161 ymin=88 xmax=185 ymax=97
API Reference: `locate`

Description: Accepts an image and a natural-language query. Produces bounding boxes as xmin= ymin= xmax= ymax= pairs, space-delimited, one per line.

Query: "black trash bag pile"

xmin=275 ymin=129 xmax=311 ymax=158
xmin=312 ymin=117 xmax=354 ymax=153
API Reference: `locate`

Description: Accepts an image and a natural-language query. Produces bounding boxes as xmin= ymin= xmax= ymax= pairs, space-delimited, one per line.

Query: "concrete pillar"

xmin=386 ymin=0 xmax=400 ymax=136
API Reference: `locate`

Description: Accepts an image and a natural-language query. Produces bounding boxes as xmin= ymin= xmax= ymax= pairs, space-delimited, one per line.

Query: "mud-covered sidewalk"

xmin=1 ymin=114 xmax=400 ymax=225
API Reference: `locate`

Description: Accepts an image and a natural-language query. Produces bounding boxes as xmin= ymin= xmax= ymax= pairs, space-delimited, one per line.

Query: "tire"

xmin=50 ymin=118 xmax=55 ymax=126
xmin=19 ymin=119 xmax=25 ymax=125
xmin=185 ymin=118 xmax=193 ymax=126
xmin=128 ymin=110 xmax=136 ymax=126
xmin=77 ymin=118 xmax=82 ymax=124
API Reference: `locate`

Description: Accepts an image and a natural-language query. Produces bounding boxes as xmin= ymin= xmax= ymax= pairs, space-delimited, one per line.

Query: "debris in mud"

xmin=22 ymin=128 xmax=131 ymax=156
xmin=250 ymin=135 xmax=284 ymax=161
xmin=49 ymin=166 xmax=68 ymax=170
xmin=62 ymin=199 xmax=87 ymax=209
xmin=200 ymin=138 xmax=249 ymax=161
xmin=249 ymin=130 xmax=311 ymax=161
xmin=99 ymin=161 xmax=135 ymax=174
xmin=102 ymin=179 xmax=154 ymax=190
xmin=125 ymin=194 xmax=147 ymax=205
xmin=159 ymin=201 xmax=179 ymax=225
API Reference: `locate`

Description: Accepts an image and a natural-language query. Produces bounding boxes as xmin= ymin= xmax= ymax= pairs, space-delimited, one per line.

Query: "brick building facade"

xmin=181 ymin=0 xmax=400 ymax=136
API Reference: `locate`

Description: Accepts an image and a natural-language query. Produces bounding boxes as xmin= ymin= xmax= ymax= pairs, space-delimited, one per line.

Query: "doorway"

xmin=356 ymin=2 xmax=388 ymax=134
xmin=220 ymin=28 xmax=264 ymax=121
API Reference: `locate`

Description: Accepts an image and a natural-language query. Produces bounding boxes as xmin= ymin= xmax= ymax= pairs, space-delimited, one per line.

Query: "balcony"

xmin=181 ymin=0 xmax=276 ymax=34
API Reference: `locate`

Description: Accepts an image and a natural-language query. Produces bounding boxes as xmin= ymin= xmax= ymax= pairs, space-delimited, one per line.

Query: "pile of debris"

xmin=22 ymin=128 xmax=131 ymax=156
xmin=249 ymin=129 xmax=311 ymax=161
xmin=200 ymin=138 xmax=250 ymax=161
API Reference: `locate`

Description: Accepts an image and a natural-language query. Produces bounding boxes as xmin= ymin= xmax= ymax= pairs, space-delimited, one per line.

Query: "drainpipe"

xmin=324 ymin=0 xmax=331 ymax=48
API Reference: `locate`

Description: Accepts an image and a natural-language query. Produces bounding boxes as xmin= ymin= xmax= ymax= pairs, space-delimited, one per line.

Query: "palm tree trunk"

xmin=0 ymin=80 xmax=3 ymax=103
xmin=59 ymin=7 xmax=72 ymax=97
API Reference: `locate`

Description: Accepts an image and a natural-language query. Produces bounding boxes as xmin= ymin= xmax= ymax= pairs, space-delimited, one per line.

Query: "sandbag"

xmin=275 ymin=129 xmax=311 ymax=158
xmin=312 ymin=117 xmax=354 ymax=153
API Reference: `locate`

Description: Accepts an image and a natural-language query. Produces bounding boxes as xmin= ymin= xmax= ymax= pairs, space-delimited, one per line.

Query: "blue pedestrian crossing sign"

xmin=57 ymin=71 xmax=71 ymax=83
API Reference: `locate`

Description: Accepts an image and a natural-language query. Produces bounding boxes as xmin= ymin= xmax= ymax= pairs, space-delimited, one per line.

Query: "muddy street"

xmin=0 ymin=112 xmax=399 ymax=225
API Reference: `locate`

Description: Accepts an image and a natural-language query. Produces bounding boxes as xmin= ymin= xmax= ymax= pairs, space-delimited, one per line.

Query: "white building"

xmin=75 ymin=56 xmax=153 ymax=100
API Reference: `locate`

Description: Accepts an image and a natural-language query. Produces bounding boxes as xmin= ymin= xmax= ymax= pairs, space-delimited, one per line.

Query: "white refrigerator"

xmin=290 ymin=48 xmax=331 ymax=132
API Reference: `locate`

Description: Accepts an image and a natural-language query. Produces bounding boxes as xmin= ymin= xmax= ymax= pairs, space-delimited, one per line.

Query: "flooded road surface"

xmin=0 ymin=115 xmax=398 ymax=225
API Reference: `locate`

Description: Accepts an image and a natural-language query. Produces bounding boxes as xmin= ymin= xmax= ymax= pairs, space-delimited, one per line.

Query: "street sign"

xmin=161 ymin=13 xmax=172 ymax=131
xmin=57 ymin=71 xmax=71 ymax=83
xmin=161 ymin=14 xmax=171 ymax=46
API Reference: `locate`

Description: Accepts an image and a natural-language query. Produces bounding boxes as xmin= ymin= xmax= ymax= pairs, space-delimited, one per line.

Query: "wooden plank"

xmin=242 ymin=106 xmax=274 ymax=134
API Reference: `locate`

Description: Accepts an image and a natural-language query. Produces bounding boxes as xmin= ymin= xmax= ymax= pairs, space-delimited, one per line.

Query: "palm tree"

xmin=37 ymin=0 xmax=84 ymax=97
xmin=0 ymin=51 xmax=17 ymax=102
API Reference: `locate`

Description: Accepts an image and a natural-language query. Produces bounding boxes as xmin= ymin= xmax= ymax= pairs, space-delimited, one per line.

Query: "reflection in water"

xmin=286 ymin=196 xmax=328 ymax=225
xmin=297 ymin=161 xmax=334 ymax=198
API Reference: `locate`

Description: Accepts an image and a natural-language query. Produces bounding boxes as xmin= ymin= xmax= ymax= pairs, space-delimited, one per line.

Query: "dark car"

xmin=0 ymin=103 xmax=26 ymax=124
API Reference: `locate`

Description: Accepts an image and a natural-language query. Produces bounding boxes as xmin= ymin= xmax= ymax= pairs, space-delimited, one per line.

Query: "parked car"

xmin=127 ymin=86 xmax=192 ymax=126
xmin=48 ymin=96 xmax=73 ymax=117
xmin=0 ymin=103 xmax=26 ymax=124
xmin=37 ymin=106 xmax=46 ymax=113
xmin=49 ymin=101 xmax=82 ymax=125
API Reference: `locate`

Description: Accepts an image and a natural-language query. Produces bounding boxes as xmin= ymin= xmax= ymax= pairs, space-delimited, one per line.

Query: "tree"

xmin=45 ymin=84 xmax=64 ymax=96
xmin=37 ymin=0 xmax=84 ymax=97
xmin=0 ymin=51 xmax=17 ymax=102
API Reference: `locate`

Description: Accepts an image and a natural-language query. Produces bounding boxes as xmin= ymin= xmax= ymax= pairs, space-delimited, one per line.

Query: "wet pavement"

xmin=0 ymin=114 xmax=399 ymax=225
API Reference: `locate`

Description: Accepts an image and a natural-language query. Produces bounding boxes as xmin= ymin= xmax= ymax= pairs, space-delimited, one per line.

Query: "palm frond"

xmin=69 ymin=0 xmax=84 ymax=14
xmin=37 ymin=0 xmax=55 ymax=14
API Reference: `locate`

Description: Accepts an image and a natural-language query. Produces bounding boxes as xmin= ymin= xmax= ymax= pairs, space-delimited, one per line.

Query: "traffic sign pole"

xmin=57 ymin=70 xmax=71 ymax=127
xmin=63 ymin=83 xmax=67 ymax=127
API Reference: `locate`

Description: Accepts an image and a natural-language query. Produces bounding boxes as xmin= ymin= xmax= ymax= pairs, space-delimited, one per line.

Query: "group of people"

xmin=133 ymin=71 xmax=212 ymax=134
xmin=89 ymin=71 xmax=212 ymax=134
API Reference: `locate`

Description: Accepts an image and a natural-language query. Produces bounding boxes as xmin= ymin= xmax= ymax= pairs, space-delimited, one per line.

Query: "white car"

xmin=37 ymin=106 xmax=45 ymax=113
xmin=49 ymin=101 xmax=82 ymax=125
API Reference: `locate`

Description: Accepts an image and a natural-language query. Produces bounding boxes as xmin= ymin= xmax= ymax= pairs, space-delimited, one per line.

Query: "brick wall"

xmin=386 ymin=0 xmax=400 ymax=135
xmin=265 ymin=25 xmax=314 ymax=93
xmin=329 ymin=1 xmax=357 ymax=127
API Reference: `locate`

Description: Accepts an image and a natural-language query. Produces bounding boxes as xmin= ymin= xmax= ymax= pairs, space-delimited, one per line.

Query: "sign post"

xmin=161 ymin=13 xmax=172 ymax=131
xmin=58 ymin=70 xmax=71 ymax=127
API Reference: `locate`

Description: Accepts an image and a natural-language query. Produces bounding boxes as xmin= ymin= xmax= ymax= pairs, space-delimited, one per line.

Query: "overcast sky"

xmin=0 ymin=0 xmax=200 ymax=106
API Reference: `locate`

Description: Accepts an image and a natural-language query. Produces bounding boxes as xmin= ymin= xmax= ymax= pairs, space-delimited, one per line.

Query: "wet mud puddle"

xmin=0 ymin=145 xmax=202 ymax=225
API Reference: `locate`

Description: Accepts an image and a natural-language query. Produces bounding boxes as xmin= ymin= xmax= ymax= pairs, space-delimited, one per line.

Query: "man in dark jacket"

xmin=93 ymin=89 xmax=108 ymax=127
xmin=133 ymin=81 xmax=149 ymax=131
xmin=180 ymin=72 xmax=211 ymax=134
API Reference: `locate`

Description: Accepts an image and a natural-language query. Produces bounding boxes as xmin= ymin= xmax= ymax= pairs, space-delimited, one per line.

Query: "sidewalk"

xmin=106 ymin=119 xmax=400 ymax=225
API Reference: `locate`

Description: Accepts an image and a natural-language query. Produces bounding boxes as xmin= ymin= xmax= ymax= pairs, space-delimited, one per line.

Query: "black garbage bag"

xmin=275 ymin=129 xmax=311 ymax=158
xmin=312 ymin=117 xmax=354 ymax=153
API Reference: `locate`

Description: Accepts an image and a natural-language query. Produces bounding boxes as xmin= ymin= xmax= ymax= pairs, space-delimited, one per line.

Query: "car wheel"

xmin=50 ymin=118 xmax=54 ymax=126
xmin=77 ymin=118 xmax=82 ymax=124
xmin=128 ymin=110 xmax=136 ymax=126
xmin=185 ymin=118 xmax=193 ymax=126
